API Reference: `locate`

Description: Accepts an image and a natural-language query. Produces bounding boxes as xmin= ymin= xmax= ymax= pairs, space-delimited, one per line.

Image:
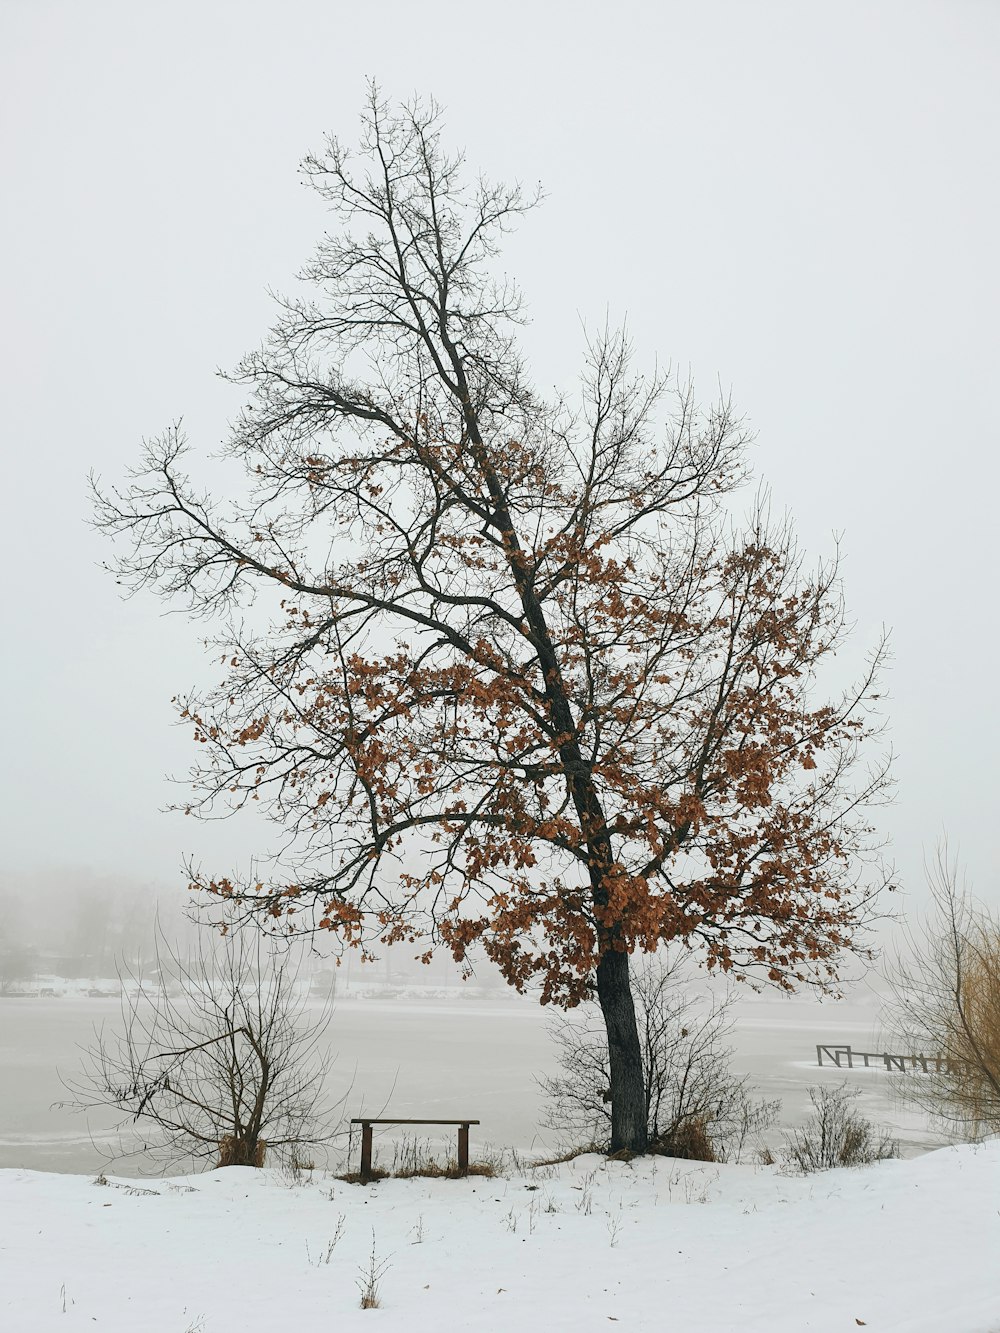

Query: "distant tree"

xmin=886 ymin=849 xmax=1000 ymax=1140
xmin=0 ymin=887 xmax=34 ymax=992
xmin=540 ymin=951 xmax=779 ymax=1161
xmin=68 ymin=931 xmax=340 ymax=1169
xmin=92 ymin=87 xmax=892 ymax=1153
xmin=0 ymin=943 xmax=37 ymax=995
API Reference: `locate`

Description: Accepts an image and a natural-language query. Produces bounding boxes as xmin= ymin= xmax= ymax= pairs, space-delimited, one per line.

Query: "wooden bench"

xmin=349 ymin=1117 xmax=480 ymax=1183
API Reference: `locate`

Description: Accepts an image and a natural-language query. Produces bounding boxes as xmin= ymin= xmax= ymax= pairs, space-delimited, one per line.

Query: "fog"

xmin=2 ymin=1 xmax=998 ymax=909
xmin=1 ymin=2 xmax=997 ymax=1174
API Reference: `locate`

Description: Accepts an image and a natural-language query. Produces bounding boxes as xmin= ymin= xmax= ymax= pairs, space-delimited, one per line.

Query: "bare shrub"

xmin=65 ymin=928 xmax=344 ymax=1170
xmin=284 ymin=1149 xmax=317 ymax=1184
xmin=306 ymin=1215 xmax=347 ymax=1266
xmin=783 ymin=1083 xmax=897 ymax=1173
xmin=886 ymin=848 xmax=1000 ymax=1141
xmin=539 ymin=951 xmax=779 ymax=1162
xmin=356 ymin=1232 xmax=389 ymax=1310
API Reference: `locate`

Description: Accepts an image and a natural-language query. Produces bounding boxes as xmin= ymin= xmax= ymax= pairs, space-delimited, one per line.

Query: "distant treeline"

xmin=0 ymin=868 xmax=500 ymax=991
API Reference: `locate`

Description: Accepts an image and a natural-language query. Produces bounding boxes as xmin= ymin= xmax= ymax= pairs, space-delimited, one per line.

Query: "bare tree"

xmin=92 ymin=86 xmax=891 ymax=1153
xmin=67 ymin=929 xmax=342 ymax=1169
xmin=886 ymin=848 xmax=1000 ymax=1140
xmin=540 ymin=950 xmax=779 ymax=1161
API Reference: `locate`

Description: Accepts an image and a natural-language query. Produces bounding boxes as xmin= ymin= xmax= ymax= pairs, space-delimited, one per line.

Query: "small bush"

xmin=783 ymin=1083 xmax=898 ymax=1173
xmin=650 ymin=1115 xmax=716 ymax=1162
xmin=356 ymin=1232 xmax=389 ymax=1310
xmin=218 ymin=1135 xmax=267 ymax=1168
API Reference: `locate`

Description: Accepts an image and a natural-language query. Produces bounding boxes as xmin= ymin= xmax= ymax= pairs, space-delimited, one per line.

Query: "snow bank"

xmin=2 ymin=1144 xmax=998 ymax=1332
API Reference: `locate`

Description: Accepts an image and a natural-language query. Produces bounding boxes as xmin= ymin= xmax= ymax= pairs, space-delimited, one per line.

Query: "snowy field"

xmin=3 ymin=1144 xmax=999 ymax=1332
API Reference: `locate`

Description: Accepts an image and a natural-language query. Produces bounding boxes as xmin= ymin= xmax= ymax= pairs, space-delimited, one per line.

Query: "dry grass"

xmin=339 ymin=1160 xmax=496 ymax=1183
xmin=217 ymin=1136 xmax=266 ymax=1168
xmin=337 ymin=1167 xmax=389 ymax=1185
xmin=394 ymin=1158 xmax=496 ymax=1179
xmin=650 ymin=1116 xmax=717 ymax=1162
xmin=338 ymin=1133 xmax=498 ymax=1183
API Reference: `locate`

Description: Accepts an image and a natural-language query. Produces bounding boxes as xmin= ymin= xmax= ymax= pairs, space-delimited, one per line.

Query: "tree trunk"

xmin=595 ymin=947 xmax=648 ymax=1153
xmin=452 ymin=385 xmax=650 ymax=1153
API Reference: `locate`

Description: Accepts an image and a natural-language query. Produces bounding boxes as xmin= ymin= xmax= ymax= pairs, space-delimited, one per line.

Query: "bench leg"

xmin=457 ymin=1123 xmax=469 ymax=1175
xmin=360 ymin=1122 xmax=373 ymax=1184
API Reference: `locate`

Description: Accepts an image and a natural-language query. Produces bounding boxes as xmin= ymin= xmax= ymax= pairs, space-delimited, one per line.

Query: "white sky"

xmin=1 ymin=0 xmax=998 ymax=930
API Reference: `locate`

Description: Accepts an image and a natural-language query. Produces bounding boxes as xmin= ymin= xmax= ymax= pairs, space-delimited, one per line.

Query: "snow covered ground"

xmin=3 ymin=1143 xmax=998 ymax=1333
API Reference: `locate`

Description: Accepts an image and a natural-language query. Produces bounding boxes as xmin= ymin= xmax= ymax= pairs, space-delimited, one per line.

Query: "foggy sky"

xmin=2 ymin=0 xmax=997 ymax=930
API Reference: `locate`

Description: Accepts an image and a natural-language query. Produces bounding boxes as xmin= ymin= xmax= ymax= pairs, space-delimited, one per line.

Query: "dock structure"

xmin=816 ymin=1044 xmax=969 ymax=1074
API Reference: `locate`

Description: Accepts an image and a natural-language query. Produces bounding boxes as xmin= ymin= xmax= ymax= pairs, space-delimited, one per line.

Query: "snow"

xmin=3 ymin=1144 xmax=999 ymax=1332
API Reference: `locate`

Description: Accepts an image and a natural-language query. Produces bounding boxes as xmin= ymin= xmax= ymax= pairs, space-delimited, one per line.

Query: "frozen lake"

xmin=0 ymin=987 xmax=939 ymax=1176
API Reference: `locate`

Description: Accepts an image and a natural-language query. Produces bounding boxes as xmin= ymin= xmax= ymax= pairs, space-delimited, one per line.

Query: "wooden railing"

xmin=816 ymin=1044 xmax=969 ymax=1073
